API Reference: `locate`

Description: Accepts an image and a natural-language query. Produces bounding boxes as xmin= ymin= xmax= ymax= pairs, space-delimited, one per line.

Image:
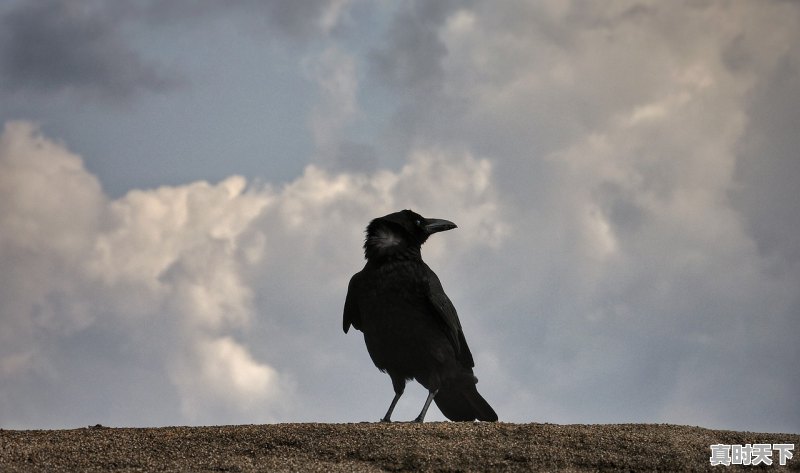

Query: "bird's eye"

xmin=415 ymin=219 xmax=423 ymax=227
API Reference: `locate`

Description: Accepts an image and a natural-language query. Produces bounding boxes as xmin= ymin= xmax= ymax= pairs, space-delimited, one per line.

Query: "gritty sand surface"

xmin=1 ymin=422 xmax=798 ymax=472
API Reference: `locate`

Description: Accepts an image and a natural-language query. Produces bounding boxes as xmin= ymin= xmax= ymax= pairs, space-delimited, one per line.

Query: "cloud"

xmin=0 ymin=122 xmax=284 ymax=425
xmin=730 ymin=37 xmax=800 ymax=277
xmin=361 ymin=0 xmax=800 ymax=431
xmin=0 ymin=121 xmax=104 ymax=337
xmin=0 ymin=0 xmax=354 ymax=102
xmin=0 ymin=0 xmax=179 ymax=100
xmin=370 ymin=0 xmax=454 ymax=94
xmin=255 ymin=0 xmax=353 ymax=38
xmin=304 ymin=47 xmax=361 ymax=168
xmin=169 ymin=336 xmax=284 ymax=420
xmin=366 ymin=0 xmax=460 ymax=159
xmin=0 ymin=121 xmax=504 ymax=427
xmin=1 ymin=1 xmax=799 ymax=434
xmin=113 ymin=0 xmax=353 ymax=39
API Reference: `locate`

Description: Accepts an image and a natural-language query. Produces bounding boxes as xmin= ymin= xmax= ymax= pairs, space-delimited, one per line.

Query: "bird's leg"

xmin=381 ymin=392 xmax=402 ymax=422
xmin=412 ymin=389 xmax=439 ymax=423
xmin=381 ymin=375 xmax=406 ymax=422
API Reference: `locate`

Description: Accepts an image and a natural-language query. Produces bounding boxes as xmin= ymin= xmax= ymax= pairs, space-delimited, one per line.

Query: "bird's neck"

xmin=364 ymin=227 xmax=422 ymax=262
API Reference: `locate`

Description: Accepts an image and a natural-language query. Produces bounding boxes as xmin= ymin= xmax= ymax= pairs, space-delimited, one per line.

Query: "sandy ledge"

xmin=1 ymin=422 xmax=798 ymax=472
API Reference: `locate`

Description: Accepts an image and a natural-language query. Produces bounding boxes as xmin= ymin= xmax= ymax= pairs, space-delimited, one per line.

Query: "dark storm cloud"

xmin=370 ymin=0 xmax=459 ymax=94
xmin=0 ymin=0 xmax=345 ymax=101
xmin=334 ymin=141 xmax=378 ymax=173
xmin=127 ymin=0 xmax=346 ymax=39
xmin=256 ymin=0 xmax=346 ymax=38
xmin=0 ymin=0 xmax=179 ymax=100
xmin=366 ymin=0 xmax=469 ymax=163
xmin=731 ymin=52 xmax=800 ymax=276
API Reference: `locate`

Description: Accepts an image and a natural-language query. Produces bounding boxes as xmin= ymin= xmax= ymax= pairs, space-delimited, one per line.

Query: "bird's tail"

xmin=434 ymin=376 xmax=498 ymax=422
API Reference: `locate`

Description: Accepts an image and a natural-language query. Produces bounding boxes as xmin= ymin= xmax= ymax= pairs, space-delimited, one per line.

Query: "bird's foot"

xmin=380 ymin=417 xmax=392 ymax=423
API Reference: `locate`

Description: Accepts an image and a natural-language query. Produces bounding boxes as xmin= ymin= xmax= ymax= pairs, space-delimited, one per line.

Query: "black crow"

xmin=343 ymin=209 xmax=497 ymax=422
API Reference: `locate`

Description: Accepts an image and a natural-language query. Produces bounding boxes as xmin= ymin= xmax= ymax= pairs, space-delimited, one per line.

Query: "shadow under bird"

xmin=343 ymin=209 xmax=498 ymax=422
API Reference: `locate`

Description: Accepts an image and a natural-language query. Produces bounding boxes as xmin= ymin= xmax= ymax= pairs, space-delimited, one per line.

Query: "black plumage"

xmin=343 ymin=209 xmax=497 ymax=422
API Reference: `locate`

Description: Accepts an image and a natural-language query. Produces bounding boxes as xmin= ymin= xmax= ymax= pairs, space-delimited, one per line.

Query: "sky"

xmin=1 ymin=0 xmax=798 ymax=433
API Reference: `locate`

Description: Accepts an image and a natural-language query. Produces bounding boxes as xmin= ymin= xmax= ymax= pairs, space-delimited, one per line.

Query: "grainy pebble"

xmin=1 ymin=422 xmax=798 ymax=471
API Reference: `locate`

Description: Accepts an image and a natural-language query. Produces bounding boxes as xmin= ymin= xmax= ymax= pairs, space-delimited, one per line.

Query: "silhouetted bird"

xmin=343 ymin=209 xmax=497 ymax=422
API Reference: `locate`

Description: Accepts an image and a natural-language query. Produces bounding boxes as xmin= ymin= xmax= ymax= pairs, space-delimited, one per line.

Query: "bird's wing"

xmin=343 ymin=272 xmax=362 ymax=333
xmin=426 ymin=271 xmax=475 ymax=368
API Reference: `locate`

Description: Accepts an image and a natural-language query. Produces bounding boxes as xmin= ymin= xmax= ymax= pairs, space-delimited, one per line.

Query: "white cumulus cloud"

xmin=0 ymin=120 xmax=506 ymax=427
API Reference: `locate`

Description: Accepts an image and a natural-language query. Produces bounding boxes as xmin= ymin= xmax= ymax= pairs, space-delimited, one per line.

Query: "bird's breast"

xmin=356 ymin=262 xmax=450 ymax=373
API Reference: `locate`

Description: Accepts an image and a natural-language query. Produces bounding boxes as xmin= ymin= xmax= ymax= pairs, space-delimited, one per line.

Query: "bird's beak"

xmin=424 ymin=218 xmax=457 ymax=234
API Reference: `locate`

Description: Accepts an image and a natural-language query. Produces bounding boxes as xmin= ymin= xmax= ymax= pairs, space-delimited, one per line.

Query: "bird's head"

xmin=364 ymin=209 xmax=457 ymax=260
